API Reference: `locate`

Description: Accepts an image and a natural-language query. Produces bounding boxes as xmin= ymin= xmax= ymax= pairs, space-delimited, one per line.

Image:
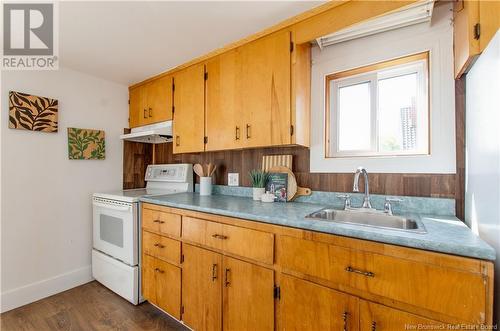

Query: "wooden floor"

xmin=0 ymin=281 xmax=188 ymax=331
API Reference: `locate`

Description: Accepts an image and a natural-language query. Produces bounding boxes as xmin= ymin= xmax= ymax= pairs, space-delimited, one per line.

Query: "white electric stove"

xmin=91 ymin=163 xmax=193 ymax=304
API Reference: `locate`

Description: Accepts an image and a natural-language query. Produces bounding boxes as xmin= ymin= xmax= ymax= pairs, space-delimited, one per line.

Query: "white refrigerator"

xmin=465 ymin=30 xmax=500 ymax=324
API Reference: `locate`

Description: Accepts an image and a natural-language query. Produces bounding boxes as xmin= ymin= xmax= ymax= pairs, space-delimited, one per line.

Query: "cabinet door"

xmin=141 ymin=254 xmax=157 ymax=305
xmin=147 ymin=75 xmax=173 ymax=123
xmin=240 ymin=30 xmax=291 ymax=148
xmin=182 ymin=244 xmax=222 ymax=331
xmin=155 ymin=258 xmax=182 ymax=320
xmin=222 ymin=256 xmax=274 ymax=331
xmin=129 ymin=86 xmax=146 ymax=128
xmin=453 ymin=0 xmax=480 ymax=77
xmin=205 ymin=49 xmax=244 ymax=151
xmin=280 ymin=274 xmax=359 ymax=331
xmin=173 ymin=63 xmax=205 ymax=153
xmin=360 ymin=300 xmax=441 ymax=330
xmin=479 ymin=0 xmax=500 ymax=52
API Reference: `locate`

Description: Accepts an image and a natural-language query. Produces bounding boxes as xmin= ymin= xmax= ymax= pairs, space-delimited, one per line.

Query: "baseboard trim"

xmin=1 ymin=265 xmax=93 ymax=313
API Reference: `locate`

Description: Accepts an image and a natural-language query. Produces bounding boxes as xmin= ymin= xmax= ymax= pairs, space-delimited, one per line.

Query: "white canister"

xmin=252 ymin=187 xmax=265 ymax=201
xmin=200 ymin=177 xmax=212 ymax=196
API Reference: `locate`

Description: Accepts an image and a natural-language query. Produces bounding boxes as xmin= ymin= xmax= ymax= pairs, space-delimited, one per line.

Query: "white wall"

xmin=0 ymin=67 xmax=128 ymax=312
xmin=310 ymin=3 xmax=456 ymax=173
xmin=465 ymin=30 xmax=500 ymax=324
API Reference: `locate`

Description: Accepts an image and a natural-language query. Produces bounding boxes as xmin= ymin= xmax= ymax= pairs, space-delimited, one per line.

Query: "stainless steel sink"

xmin=305 ymin=208 xmax=426 ymax=233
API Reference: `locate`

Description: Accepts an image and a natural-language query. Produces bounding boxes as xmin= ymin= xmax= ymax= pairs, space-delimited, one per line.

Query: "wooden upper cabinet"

xmin=239 ymin=29 xmax=292 ymax=148
xmin=129 ymin=86 xmax=143 ymax=128
xmin=280 ymin=274 xmax=359 ymax=331
xmin=204 ymin=29 xmax=310 ymax=151
xmin=128 ymin=75 xmax=173 ymax=128
xmin=478 ymin=0 xmax=500 ymax=51
xmin=222 ymin=256 xmax=274 ymax=331
xmin=454 ymin=0 xmax=500 ymax=78
xmin=147 ymin=75 xmax=173 ymax=123
xmin=173 ymin=63 xmax=205 ymax=154
xmin=453 ymin=0 xmax=480 ymax=78
xmin=205 ymin=49 xmax=244 ymax=151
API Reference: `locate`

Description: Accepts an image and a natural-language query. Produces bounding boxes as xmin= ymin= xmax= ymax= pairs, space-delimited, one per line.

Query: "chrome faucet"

xmin=353 ymin=166 xmax=373 ymax=210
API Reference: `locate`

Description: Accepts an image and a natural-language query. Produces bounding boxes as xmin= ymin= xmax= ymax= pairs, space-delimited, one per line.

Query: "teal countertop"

xmin=140 ymin=193 xmax=496 ymax=261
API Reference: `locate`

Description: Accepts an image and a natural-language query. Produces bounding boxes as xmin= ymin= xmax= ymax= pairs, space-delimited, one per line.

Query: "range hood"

xmin=120 ymin=121 xmax=172 ymax=144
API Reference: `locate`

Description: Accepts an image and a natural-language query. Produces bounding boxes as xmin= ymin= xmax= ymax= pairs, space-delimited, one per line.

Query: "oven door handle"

xmin=93 ymin=202 xmax=131 ymax=212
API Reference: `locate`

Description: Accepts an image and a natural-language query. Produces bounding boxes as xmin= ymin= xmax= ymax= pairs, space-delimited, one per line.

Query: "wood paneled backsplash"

xmin=123 ymin=79 xmax=465 ymax=219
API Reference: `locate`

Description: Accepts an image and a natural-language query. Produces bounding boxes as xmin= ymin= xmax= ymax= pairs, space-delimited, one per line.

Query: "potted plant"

xmin=249 ymin=170 xmax=269 ymax=201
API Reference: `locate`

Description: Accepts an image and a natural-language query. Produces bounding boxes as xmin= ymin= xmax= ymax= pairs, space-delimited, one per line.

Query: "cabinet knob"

xmin=154 ymin=268 xmax=164 ymax=274
xmin=175 ymin=136 xmax=180 ymax=147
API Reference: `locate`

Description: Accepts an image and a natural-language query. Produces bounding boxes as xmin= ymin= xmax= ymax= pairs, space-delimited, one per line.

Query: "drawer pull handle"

xmin=153 ymin=220 xmax=160 ymax=223
xmin=154 ymin=268 xmax=164 ymax=274
xmin=211 ymin=234 xmax=228 ymax=240
xmin=212 ymin=264 xmax=218 ymax=281
xmin=246 ymin=124 xmax=251 ymax=139
xmin=235 ymin=126 xmax=240 ymax=140
xmin=342 ymin=312 xmax=348 ymax=331
xmin=143 ymin=109 xmax=148 ymax=119
xmin=224 ymin=268 xmax=231 ymax=287
xmin=154 ymin=243 xmax=165 ymax=248
xmin=371 ymin=321 xmax=377 ymax=331
xmin=345 ymin=266 xmax=374 ymax=277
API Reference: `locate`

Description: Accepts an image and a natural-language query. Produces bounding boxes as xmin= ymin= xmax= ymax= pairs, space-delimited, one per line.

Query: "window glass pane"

xmin=336 ymin=81 xmax=371 ymax=151
xmin=378 ymin=72 xmax=423 ymax=153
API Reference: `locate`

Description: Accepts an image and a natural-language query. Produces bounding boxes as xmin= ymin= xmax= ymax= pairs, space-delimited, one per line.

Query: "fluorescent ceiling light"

xmin=316 ymin=0 xmax=435 ymax=49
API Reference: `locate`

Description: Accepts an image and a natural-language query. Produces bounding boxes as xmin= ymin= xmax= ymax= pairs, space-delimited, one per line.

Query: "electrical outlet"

xmin=228 ymin=173 xmax=239 ymax=186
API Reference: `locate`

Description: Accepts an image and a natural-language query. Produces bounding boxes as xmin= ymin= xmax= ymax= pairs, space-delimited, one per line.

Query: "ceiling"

xmin=59 ymin=1 xmax=324 ymax=85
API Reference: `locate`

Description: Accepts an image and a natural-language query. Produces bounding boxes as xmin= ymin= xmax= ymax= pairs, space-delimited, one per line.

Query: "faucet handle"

xmin=337 ymin=194 xmax=351 ymax=209
xmin=384 ymin=197 xmax=403 ymax=215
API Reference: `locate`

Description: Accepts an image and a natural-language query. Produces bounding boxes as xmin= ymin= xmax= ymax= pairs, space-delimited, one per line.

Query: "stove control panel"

xmin=145 ymin=164 xmax=193 ymax=182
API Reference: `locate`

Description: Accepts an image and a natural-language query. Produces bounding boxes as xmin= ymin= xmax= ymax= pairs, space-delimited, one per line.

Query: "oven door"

xmin=92 ymin=197 xmax=138 ymax=266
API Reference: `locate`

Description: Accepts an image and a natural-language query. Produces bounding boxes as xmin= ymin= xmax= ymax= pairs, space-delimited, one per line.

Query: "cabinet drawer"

xmin=182 ymin=217 xmax=274 ymax=264
xmin=278 ymin=235 xmax=487 ymax=323
xmin=143 ymin=230 xmax=181 ymax=265
xmin=221 ymin=223 xmax=274 ymax=264
xmin=142 ymin=208 xmax=181 ymax=237
xmin=182 ymin=216 xmax=224 ymax=250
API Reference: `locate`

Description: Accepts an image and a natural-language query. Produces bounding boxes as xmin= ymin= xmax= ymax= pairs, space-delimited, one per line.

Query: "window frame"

xmin=325 ymin=51 xmax=430 ymax=158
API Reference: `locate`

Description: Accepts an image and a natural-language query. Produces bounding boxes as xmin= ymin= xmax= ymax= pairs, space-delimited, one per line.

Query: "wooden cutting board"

xmin=268 ymin=166 xmax=311 ymax=201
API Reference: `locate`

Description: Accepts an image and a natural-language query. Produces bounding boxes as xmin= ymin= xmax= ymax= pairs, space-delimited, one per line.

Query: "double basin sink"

xmin=305 ymin=208 xmax=426 ymax=234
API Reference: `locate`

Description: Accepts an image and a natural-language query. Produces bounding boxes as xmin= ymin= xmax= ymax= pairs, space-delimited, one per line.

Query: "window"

xmin=326 ymin=52 xmax=429 ymax=157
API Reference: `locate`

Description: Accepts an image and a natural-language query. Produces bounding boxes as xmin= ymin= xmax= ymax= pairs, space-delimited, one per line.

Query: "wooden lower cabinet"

xmin=222 ymin=256 xmax=274 ymax=331
xmin=141 ymin=205 xmax=494 ymax=330
xmin=182 ymin=244 xmax=222 ymax=331
xmin=181 ymin=244 xmax=274 ymax=331
xmin=142 ymin=254 xmax=181 ymax=320
xmin=280 ymin=274 xmax=359 ymax=331
xmin=360 ymin=300 xmax=441 ymax=331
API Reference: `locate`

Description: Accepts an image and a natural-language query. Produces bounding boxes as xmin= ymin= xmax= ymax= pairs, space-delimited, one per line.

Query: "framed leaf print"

xmin=67 ymin=128 xmax=105 ymax=160
xmin=9 ymin=91 xmax=58 ymax=132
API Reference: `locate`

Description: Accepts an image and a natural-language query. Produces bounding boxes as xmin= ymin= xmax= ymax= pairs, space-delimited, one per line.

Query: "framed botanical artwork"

xmin=9 ymin=91 xmax=58 ymax=132
xmin=67 ymin=128 xmax=105 ymax=160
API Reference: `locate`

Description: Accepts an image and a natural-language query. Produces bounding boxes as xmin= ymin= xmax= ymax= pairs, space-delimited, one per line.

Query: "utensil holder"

xmin=252 ymin=187 xmax=265 ymax=201
xmin=200 ymin=177 xmax=212 ymax=196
